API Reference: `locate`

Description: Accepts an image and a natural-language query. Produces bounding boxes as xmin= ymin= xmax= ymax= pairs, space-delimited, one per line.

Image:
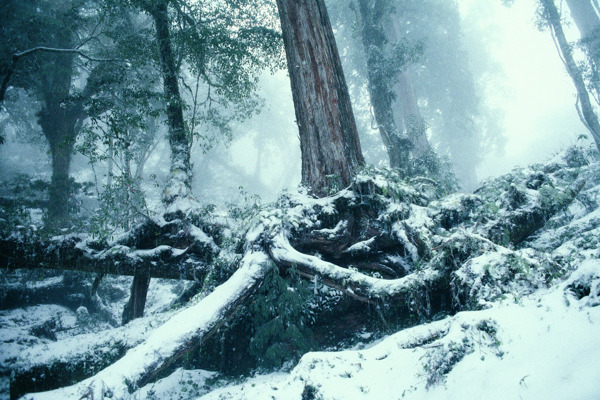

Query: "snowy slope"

xmin=195 ymin=260 xmax=600 ymax=400
xmin=3 ymin=145 xmax=600 ymax=400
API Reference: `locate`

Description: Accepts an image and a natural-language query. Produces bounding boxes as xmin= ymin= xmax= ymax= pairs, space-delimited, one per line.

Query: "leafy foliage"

xmin=248 ymin=265 xmax=315 ymax=370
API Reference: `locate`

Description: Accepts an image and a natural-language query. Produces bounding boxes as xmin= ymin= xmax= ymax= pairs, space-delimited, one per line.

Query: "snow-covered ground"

xmin=194 ymin=260 xmax=600 ymax=400
xmin=2 ymin=145 xmax=599 ymax=400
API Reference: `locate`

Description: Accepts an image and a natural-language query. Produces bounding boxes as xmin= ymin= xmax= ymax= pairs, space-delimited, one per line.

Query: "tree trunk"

xmin=149 ymin=0 xmax=193 ymax=205
xmin=276 ymin=0 xmax=364 ymax=196
xmin=47 ymin=138 xmax=74 ymax=223
xmin=541 ymin=0 xmax=600 ymax=153
xmin=396 ymin=70 xmax=429 ymax=158
xmin=354 ymin=0 xmax=410 ymax=168
xmin=22 ymin=251 xmax=269 ymax=400
xmin=37 ymin=52 xmax=83 ymax=227
xmin=386 ymin=15 xmax=430 ymax=160
xmin=565 ymin=0 xmax=600 ymax=101
xmin=565 ymin=0 xmax=600 ymax=60
xmin=122 ymin=270 xmax=151 ymax=325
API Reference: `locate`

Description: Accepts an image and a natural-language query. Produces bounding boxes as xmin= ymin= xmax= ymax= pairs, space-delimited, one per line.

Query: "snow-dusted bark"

xmin=0 ymin=218 xmax=219 ymax=281
xmin=146 ymin=0 xmax=193 ymax=206
xmin=269 ymin=231 xmax=442 ymax=304
xmin=21 ymin=251 xmax=270 ymax=400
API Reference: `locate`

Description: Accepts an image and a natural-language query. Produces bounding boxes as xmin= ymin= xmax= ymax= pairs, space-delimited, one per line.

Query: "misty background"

xmin=0 ymin=0 xmax=590 ymax=206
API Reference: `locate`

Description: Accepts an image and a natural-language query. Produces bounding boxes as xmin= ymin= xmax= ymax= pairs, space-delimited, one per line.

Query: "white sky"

xmin=459 ymin=0 xmax=589 ymax=180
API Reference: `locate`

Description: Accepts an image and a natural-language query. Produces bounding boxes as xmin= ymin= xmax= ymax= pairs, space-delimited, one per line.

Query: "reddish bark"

xmin=277 ymin=0 xmax=364 ymax=196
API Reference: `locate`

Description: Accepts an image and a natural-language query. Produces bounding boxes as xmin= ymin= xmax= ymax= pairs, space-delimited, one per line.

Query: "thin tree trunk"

xmin=396 ymin=70 xmax=429 ymax=158
xmin=122 ymin=270 xmax=151 ymax=325
xmin=565 ymin=0 xmax=600 ymax=101
xmin=542 ymin=0 xmax=600 ymax=152
xmin=276 ymin=0 xmax=364 ymax=196
xmin=149 ymin=0 xmax=192 ymax=206
xmin=354 ymin=0 xmax=410 ymax=168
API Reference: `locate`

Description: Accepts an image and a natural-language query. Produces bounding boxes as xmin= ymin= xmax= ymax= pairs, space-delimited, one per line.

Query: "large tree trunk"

xmin=22 ymin=251 xmax=270 ymax=400
xmin=541 ymin=0 xmax=600 ymax=153
xmin=148 ymin=0 xmax=193 ymax=206
xmin=276 ymin=0 xmax=364 ymax=196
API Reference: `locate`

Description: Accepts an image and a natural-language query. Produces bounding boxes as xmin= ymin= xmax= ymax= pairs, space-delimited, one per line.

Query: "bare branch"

xmin=1 ymin=46 xmax=126 ymax=102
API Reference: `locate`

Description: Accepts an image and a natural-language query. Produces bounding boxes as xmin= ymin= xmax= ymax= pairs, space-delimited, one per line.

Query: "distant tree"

xmin=539 ymin=0 xmax=600 ymax=153
xmin=328 ymin=0 xmax=502 ymax=190
xmin=0 ymin=0 xmax=107 ymax=227
xmin=276 ymin=0 xmax=364 ymax=196
xmin=351 ymin=0 xmax=427 ymax=169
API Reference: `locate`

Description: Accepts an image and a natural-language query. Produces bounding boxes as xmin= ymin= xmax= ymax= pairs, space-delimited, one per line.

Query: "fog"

xmin=0 ymin=0 xmax=593 ymax=205
xmin=193 ymin=0 xmax=591 ymax=202
xmin=460 ymin=0 xmax=587 ymax=179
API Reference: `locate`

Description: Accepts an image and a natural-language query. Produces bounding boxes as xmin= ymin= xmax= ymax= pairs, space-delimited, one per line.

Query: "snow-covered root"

xmin=198 ymin=273 xmax=600 ymax=400
xmin=268 ymin=232 xmax=442 ymax=304
xmin=20 ymin=251 xmax=270 ymax=400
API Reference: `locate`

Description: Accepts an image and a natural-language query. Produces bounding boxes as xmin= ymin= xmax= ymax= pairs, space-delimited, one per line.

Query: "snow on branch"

xmin=268 ymin=232 xmax=441 ymax=304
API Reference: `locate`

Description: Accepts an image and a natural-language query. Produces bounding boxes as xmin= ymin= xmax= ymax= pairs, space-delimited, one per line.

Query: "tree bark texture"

xmin=276 ymin=0 xmax=364 ymax=196
xmin=149 ymin=0 xmax=193 ymax=205
xmin=542 ymin=0 xmax=600 ymax=153
xmin=122 ymin=270 xmax=151 ymax=325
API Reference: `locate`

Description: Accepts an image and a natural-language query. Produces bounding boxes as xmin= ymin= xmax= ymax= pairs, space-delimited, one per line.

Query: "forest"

xmin=0 ymin=0 xmax=599 ymax=399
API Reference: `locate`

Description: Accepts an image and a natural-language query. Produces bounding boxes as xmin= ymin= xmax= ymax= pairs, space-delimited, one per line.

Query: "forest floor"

xmin=1 ymin=144 xmax=600 ymax=399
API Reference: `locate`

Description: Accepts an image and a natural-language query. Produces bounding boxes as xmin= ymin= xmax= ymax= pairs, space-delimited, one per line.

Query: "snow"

xmin=132 ymin=368 xmax=217 ymax=399
xmin=4 ymin=145 xmax=600 ymax=400
xmin=312 ymin=220 xmax=348 ymax=239
xmin=197 ymin=274 xmax=600 ymax=400
xmin=345 ymin=236 xmax=375 ymax=253
xmin=189 ymin=225 xmax=220 ymax=252
xmin=270 ymin=232 xmax=441 ymax=298
xmin=20 ymin=251 xmax=270 ymax=400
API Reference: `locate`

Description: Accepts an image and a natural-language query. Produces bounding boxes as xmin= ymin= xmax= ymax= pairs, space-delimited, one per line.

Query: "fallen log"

xmin=0 ymin=219 xmax=219 ymax=281
xmin=9 ymin=314 xmax=164 ymax=400
xmin=20 ymin=250 xmax=269 ymax=400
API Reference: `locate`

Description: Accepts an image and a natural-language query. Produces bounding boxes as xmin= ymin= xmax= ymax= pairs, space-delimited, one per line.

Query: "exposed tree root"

xmin=6 ymin=147 xmax=592 ymax=398
xmin=0 ymin=218 xmax=220 ymax=281
xmin=268 ymin=231 xmax=442 ymax=305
